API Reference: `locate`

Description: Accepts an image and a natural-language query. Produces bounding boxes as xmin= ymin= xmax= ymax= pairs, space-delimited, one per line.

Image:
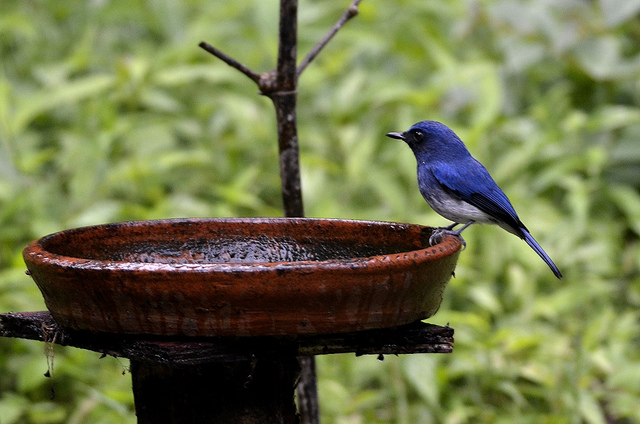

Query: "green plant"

xmin=1 ymin=0 xmax=640 ymax=422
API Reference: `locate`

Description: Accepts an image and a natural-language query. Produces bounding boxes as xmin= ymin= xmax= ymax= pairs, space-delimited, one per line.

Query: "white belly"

xmin=422 ymin=191 xmax=495 ymax=225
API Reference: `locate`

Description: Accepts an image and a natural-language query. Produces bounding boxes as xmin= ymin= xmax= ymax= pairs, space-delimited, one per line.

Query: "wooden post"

xmin=131 ymin=357 xmax=300 ymax=424
xmin=199 ymin=4 xmax=365 ymax=418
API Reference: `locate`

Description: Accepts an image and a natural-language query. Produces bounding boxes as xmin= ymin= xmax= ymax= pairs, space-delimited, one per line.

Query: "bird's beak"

xmin=386 ymin=131 xmax=405 ymax=141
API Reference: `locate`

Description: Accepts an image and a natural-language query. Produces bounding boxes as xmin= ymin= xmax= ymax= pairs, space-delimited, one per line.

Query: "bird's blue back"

xmin=388 ymin=120 xmax=562 ymax=278
xmin=408 ymin=121 xmax=526 ymax=235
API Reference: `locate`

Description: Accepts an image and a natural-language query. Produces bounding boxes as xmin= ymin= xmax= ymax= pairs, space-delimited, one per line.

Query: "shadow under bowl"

xmin=23 ymin=218 xmax=461 ymax=337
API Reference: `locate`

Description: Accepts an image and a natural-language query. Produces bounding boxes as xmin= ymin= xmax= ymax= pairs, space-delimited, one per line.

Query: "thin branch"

xmin=297 ymin=0 xmax=364 ymax=76
xmin=198 ymin=41 xmax=262 ymax=84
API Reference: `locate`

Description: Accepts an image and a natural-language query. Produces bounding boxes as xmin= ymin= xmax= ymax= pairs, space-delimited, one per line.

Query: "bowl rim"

xmin=23 ymin=217 xmax=462 ymax=273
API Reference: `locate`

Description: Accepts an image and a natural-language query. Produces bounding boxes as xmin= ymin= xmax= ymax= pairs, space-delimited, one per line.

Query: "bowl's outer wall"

xmin=23 ymin=218 xmax=461 ymax=337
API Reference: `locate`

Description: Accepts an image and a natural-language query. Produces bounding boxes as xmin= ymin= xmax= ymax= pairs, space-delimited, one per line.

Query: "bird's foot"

xmin=429 ymin=228 xmax=467 ymax=250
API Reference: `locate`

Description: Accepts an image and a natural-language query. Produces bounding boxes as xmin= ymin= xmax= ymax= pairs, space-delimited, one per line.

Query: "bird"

xmin=386 ymin=120 xmax=562 ymax=279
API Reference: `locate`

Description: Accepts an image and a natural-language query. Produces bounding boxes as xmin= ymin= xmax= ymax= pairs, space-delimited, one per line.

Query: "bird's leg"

xmin=429 ymin=221 xmax=475 ymax=249
xmin=454 ymin=220 xmax=474 ymax=234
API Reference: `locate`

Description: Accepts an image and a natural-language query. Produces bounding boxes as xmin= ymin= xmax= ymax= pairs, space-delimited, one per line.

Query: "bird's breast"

xmin=418 ymin=183 xmax=495 ymax=224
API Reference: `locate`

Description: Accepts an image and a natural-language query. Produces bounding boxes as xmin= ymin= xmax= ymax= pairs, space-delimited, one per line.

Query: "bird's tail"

xmin=522 ymin=230 xmax=562 ymax=279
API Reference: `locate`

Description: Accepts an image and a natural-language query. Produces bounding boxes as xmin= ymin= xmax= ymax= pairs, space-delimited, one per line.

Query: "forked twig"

xmin=199 ymin=0 xmax=364 ymax=86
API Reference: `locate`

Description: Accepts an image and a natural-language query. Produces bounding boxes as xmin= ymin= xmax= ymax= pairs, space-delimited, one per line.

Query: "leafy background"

xmin=2 ymin=0 xmax=640 ymax=422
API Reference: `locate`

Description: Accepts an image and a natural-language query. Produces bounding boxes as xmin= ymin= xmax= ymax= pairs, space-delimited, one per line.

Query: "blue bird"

xmin=387 ymin=120 xmax=562 ymax=279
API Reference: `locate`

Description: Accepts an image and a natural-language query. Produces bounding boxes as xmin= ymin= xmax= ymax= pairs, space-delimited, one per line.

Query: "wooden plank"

xmin=0 ymin=311 xmax=453 ymax=364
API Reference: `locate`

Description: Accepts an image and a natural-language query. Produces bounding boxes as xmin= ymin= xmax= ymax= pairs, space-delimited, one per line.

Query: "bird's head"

xmin=386 ymin=121 xmax=467 ymax=158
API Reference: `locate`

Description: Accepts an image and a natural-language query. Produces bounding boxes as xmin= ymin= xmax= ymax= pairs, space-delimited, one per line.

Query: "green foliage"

xmin=1 ymin=0 xmax=640 ymax=423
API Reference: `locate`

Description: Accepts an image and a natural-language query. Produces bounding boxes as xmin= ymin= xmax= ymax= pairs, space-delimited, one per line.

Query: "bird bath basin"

xmin=23 ymin=218 xmax=461 ymax=337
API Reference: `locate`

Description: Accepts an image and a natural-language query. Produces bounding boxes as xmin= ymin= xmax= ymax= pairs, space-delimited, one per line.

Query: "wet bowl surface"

xmin=23 ymin=218 xmax=461 ymax=337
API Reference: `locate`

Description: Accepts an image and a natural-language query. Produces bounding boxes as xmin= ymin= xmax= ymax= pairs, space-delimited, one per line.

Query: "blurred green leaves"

xmin=600 ymin=0 xmax=640 ymax=28
xmin=1 ymin=0 xmax=640 ymax=423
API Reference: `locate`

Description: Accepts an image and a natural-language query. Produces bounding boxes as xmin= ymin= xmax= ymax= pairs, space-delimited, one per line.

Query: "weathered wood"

xmin=297 ymin=356 xmax=320 ymax=424
xmin=131 ymin=356 xmax=300 ymax=424
xmin=0 ymin=311 xmax=453 ymax=364
xmin=0 ymin=310 xmax=452 ymax=423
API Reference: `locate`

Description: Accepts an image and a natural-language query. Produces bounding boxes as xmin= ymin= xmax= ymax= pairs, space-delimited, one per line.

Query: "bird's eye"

xmin=412 ymin=130 xmax=424 ymax=141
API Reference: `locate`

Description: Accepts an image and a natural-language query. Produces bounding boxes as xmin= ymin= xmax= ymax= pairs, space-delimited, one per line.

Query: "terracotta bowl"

xmin=23 ymin=218 xmax=461 ymax=337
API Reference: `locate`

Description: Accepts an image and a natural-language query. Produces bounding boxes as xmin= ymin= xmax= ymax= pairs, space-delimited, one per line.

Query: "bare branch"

xmin=297 ymin=0 xmax=364 ymax=76
xmin=198 ymin=41 xmax=262 ymax=84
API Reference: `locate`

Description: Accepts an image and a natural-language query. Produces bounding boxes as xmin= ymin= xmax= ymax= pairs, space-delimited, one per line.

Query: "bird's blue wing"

xmin=430 ymin=159 xmax=527 ymax=234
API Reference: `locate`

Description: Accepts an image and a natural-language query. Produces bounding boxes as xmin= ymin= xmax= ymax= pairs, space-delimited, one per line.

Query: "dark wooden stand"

xmin=131 ymin=358 xmax=300 ymax=423
xmin=0 ymin=311 xmax=453 ymax=423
